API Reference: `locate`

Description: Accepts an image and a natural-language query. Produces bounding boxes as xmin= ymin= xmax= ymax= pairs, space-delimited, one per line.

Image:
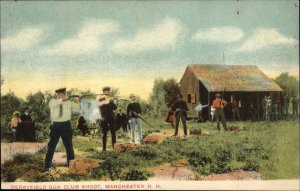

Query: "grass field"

xmin=1 ymin=116 xmax=299 ymax=182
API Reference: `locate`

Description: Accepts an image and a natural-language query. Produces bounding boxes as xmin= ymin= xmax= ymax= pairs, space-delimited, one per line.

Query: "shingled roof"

xmin=181 ymin=64 xmax=283 ymax=92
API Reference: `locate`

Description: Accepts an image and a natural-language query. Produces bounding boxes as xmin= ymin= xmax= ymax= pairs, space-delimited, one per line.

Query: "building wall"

xmin=180 ymin=67 xmax=199 ymax=118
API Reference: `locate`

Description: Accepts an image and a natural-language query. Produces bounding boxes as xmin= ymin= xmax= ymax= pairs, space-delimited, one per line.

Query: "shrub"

xmin=1 ymin=153 xmax=44 ymax=182
xmin=123 ymin=170 xmax=152 ymax=181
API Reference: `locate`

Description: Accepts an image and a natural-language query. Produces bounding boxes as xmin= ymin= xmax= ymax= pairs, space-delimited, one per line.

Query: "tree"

xmin=25 ymin=91 xmax=51 ymax=123
xmin=163 ymin=78 xmax=181 ymax=108
xmin=1 ymin=91 xmax=23 ymax=122
xmin=148 ymin=78 xmax=168 ymax=117
xmin=1 ymin=91 xmax=24 ymax=139
xmin=107 ymin=87 xmax=119 ymax=98
xmin=274 ymin=72 xmax=299 ymax=97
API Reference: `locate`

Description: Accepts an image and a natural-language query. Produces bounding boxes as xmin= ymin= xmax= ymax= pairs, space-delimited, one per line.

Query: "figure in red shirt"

xmin=212 ymin=93 xmax=228 ymax=131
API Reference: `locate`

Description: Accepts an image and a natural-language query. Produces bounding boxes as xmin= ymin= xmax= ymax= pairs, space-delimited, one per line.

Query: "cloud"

xmin=232 ymin=28 xmax=297 ymax=52
xmin=44 ymin=19 xmax=119 ymax=55
xmin=1 ymin=27 xmax=45 ymax=52
xmin=192 ymin=26 xmax=244 ymax=43
xmin=112 ymin=18 xmax=183 ymax=55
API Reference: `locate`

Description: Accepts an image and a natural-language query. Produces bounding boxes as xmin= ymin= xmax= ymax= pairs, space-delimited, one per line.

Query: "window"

xmin=187 ymin=93 xmax=196 ymax=104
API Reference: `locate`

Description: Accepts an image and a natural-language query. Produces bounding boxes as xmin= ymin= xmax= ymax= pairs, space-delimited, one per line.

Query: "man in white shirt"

xmin=44 ymin=88 xmax=78 ymax=172
xmin=194 ymin=102 xmax=209 ymax=122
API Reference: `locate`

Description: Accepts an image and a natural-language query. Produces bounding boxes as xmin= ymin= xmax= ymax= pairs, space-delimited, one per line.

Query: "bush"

xmin=123 ymin=170 xmax=152 ymax=181
xmin=1 ymin=153 xmax=44 ymax=182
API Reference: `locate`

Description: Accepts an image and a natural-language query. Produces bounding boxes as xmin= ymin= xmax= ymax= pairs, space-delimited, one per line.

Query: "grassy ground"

xmin=1 ymin=116 xmax=299 ymax=182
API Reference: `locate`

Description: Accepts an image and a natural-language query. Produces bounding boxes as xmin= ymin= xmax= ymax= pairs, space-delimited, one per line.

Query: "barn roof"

xmin=181 ymin=64 xmax=283 ymax=92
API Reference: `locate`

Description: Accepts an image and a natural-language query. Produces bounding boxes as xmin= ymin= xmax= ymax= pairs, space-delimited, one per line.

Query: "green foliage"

xmin=148 ymin=78 xmax=168 ymax=117
xmin=163 ymin=78 xmax=181 ymax=108
xmin=1 ymin=118 xmax=298 ymax=182
xmin=274 ymin=72 xmax=299 ymax=97
xmin=148 ymin=78 xmax=180 ymax=117
xmin=123 ymin=170 xmax=152 ymax=181
xmin=25 ymin=91 xmax=51 ymax=123
xmin=1 ymin=91 xmax=25 ymax=141
xmin=1 ymin=91 xmax=23 ymax=118
xmin=1 ymin=153 xmax=44 ymax=182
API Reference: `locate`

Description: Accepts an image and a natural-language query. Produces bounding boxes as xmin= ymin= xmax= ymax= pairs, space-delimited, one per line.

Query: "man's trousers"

xmin=45 ymin=121 xmax=75 ymax=168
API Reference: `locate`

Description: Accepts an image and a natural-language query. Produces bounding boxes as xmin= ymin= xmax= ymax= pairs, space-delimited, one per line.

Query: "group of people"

xmin=168 ymin=93 xmax=230 ymax=133
xmin=262 ymin=94 xmax=299 ymax=121
xmin=10 ymin=108 xmax=33 ymax=142
xmin=43 ymin=87 xmax=299 ymax=172
xmin=169 ymin=92 xmax=300 ymax=135
xmin=44 ymin=87 xmax=142 ymax=172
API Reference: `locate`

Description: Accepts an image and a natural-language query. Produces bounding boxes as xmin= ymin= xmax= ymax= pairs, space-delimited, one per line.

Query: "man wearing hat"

xmin=99 ymin=95 xmax=118 ymax=151
xmin=10 ymin=111 xmax=21 ymax=142
xmin=127 ymin=94 xmax=142 ymax=144
xmin=212 ymin=93 xmax=228 ymax=131
xmin=20 ymin=107 xmax=32 ymax=122
xmin=44 ymin=88 xmax=78 ymax=172
xmin=171 ymin=94 xmax=189 ymax=136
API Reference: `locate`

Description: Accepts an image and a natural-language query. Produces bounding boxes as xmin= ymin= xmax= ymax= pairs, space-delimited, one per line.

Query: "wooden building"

xmin=179 ymin=64 xmax=283 ymax=120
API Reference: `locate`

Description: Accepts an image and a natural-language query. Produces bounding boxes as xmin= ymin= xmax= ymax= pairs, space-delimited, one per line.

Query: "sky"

xmin=1 ymin=0 xmax=299 ymax=101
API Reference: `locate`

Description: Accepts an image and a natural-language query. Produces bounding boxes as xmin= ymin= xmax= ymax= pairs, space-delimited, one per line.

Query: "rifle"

xmin=138 ymin=115 xmax=156 ymax=129
xmin=68 ymin=94 xmax=131 ymax=102
xmin=220 ymin=88 xmax=227 ymax=109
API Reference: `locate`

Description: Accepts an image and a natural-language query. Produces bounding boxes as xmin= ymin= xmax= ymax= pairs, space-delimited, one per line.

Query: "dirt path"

xmin=1 ymin=142 xmax=47 ymax=164
xmin=148 ymin=159 xmax=195 ymax=181
xmin=199 ymin=171 xmax=261 ymax=180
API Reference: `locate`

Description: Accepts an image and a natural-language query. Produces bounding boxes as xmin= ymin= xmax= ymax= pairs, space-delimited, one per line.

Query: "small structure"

xmin=180 ymin=64 xmax=283 ymax=120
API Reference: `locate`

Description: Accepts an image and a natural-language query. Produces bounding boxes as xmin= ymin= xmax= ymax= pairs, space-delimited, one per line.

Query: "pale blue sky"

xmin=1 ymin=0 xmax=299 ymax=100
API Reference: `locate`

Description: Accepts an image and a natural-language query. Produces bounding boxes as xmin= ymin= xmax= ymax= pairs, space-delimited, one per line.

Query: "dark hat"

xmin=102 ymin=87 xmax=111 ymax=94
xmin=98 ymin=95 xmax=106 ymax=102
xmin=215 ymin=93 xmax=221 ymax=97
xmin=55 ymin=88 xmax=66 ymax=93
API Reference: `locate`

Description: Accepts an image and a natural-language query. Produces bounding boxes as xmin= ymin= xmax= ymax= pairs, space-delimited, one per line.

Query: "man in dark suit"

xmin=116 ymin=111 xmax=129 ymax=132
xmin=171 ymin=94 xmax=189 ymax=136
xmin=99 ymin=96 xmax=118 ymax=151
xmin=20 ymin=107 xmax=32 ymax=122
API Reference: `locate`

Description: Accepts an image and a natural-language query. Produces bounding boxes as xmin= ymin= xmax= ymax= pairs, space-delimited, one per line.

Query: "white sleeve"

xmin=49 ymin=98 xmax=63 ymax=108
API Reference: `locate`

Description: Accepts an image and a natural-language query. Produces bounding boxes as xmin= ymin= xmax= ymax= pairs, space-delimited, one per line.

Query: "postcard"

xmin=1 ymin=0 xmax=299 ymax=190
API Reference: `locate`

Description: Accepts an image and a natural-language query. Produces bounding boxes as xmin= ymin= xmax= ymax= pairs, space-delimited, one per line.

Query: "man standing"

xmin=262 ymin=95 xmax=267 ymax=120
xmin=10 ymin=111 xmax=21 ymax=142
xmin=127 ymin=94 xmax=142 ymax=144
xmin=230 ymin=95 xmax=241 ymax=121
xmin=20 ymin=107 xmax=32 ymax=122
xmin=283 ymin=94 xmax=290 ymax=118
xmin=99 ymin=96 xmax=118 ymax=151
xmin=291 ymin=96 xmax=299 ymax=116
xmin=265 ymin=97 xmax=272 ymax=121
xmin=247 ymin=103 xmax=257 ymax=121
xmin=44 ymin=88 xmax=78 ymax=172
xmin=171 ymin=94 xmax=189 ymax=136
xmin=116 ymin=110 xmax=129 ymax=132
xmin=212 ymin=93 xmax=228 ymax=131
xmin=194 ymin=101 xmax=208 ymax=123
